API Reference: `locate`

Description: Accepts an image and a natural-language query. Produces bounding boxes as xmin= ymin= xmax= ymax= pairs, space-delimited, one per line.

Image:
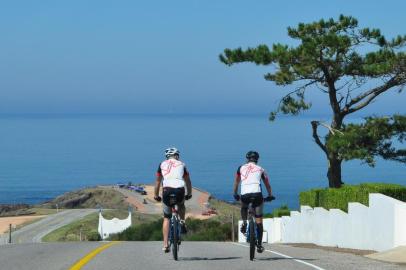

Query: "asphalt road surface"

xmin=0 ymin=242 xmax=404 ymax=270
xmin=0 ymin=209 xmax=97 ymax=244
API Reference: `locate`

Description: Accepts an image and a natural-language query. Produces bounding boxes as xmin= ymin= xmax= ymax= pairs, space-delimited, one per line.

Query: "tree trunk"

xmin=328 ymin=110 xmax=344 ymax=188
xmin=327 ymin=154 xmax=343 ymax=188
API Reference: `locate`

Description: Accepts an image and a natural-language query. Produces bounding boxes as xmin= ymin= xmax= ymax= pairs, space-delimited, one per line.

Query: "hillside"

xmin=40 ymin=187 xmax=128 ymax=210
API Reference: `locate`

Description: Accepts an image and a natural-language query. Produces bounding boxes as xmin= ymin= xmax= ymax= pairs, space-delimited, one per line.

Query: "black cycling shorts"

xmin=162 ymin=187 xmax=185 ymax=218
xmin=241 ymin=192 xmax=264 ymax=218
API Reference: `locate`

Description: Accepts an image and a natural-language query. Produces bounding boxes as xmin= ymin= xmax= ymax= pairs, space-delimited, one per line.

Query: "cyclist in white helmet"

xmin=154 ymin=147 xmax=192 ymax=253
xmin=233 ymin=151 xmax=273 ymax=253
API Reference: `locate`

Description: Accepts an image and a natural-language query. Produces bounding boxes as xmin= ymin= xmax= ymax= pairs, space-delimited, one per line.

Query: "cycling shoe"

xmin=257 ymin=245 xmax=264 ymax=253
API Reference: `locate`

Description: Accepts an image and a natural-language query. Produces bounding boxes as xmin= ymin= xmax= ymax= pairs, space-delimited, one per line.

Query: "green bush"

xmin=87 ymin=231 xmax=101 ymax=241
xmin=263 ymin=205 xmax=291 ymax=218
xmin=112 ymin=219 xmax=163 ymax=241
xmin=111 ymin=217 xmax=233 ymax=241
xmin=183 ymin=218 xmax=231 ymax=241
xmin=299 ymin=183 xmax=406 ymax=212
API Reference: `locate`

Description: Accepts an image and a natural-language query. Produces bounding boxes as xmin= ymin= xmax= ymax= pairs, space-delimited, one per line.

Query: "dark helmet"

xmin=246 ymin=151 xmax=259 ymax=162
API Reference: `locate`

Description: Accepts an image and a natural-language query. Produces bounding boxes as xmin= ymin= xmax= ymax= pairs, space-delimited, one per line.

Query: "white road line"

xmin=232 ymin=243 xmax=327 ymax=270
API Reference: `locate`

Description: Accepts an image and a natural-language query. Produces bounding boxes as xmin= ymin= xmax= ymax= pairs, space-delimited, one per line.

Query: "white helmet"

xmin=164 ymin=147 xmax=180 ymax=158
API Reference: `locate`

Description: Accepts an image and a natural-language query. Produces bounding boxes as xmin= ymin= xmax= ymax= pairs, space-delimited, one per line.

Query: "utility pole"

xmin=8 ymin=224 xmax=12 ymax=244
xmin=231 ymin=214 xmax=235 ymax=242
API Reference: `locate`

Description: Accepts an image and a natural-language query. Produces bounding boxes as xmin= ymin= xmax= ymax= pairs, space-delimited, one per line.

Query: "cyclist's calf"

xmin=256 ymin=222 xmax=264 ymax=244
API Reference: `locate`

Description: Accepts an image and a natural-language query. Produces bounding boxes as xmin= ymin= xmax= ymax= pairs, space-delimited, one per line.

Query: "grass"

xmin=29 ymin=208 xmax=60 ymax=215
xmin=43 ymin=195 xmax=274 ymax=242
xmin=42 ymin=209 xmax=160 ymax=242
xmin=39 ymin=187 xmax=128 ymax=209
xmin=110 ymin=198 xmax=242 ymax=242
xmin=208 ymin=198 xmax=240 ymax=222
xmin=299 ymin=183 xmax=406 ymax=212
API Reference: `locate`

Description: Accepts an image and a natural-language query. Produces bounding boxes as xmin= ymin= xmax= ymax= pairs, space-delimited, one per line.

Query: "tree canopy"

xmin=220 ymin=15 xmax=406 ymax=187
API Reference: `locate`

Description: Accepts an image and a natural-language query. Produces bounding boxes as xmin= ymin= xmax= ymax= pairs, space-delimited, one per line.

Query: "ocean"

xmin=0 ymin=114 xmax=404 ymax=212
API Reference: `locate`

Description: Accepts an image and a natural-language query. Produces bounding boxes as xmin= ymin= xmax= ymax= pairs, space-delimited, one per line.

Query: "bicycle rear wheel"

xmin=249 ymin=219 xmax=255 ymax=261
xmin=172 ymin=218 xmax=179 ymax=260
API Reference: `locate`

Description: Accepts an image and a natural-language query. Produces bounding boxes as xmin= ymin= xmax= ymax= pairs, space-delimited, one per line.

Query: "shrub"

xmin=263 ymin=205 xmax=291 ymax=218
xmin=87 ymin=231 xmax=101 ymax=241
xmin=299 ymin=183 xmax=406 ymax=212
xmin=66 ymin=234 xmax=78 ymax=241
xmin=183 ymin=218 xmax=231 ymax=241
xmin=111 ymin=217 xmax=233 ymax=241
xmin=112 ymin=219 xmax=163 ymax=241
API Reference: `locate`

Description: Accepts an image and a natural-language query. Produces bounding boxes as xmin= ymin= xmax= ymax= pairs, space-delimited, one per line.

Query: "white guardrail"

xmin=238 ymin=193 xmax=406 ymax=252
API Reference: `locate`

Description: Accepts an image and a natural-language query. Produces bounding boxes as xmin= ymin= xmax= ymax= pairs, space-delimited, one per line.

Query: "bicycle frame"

xmin=168 ymin=198 xmax=181 ymax=260
xmin=245 ymin=203 xmax=258 ymax=241
xmin=241 ymin=195 xmax=274 ymax=261
xmin=169 ymin=205 xmax=181 ymax=244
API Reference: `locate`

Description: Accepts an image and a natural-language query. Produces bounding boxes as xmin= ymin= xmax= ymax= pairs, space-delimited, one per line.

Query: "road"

xmin=0 ymin=209 xmax=97 ymax=244
xmin=0 ymin=242 xmax=404 ymax=270
xmin=116 ymin=186 xmax=211 ymax=218
xmin=116 ymin=188 xmax=161 ymax=214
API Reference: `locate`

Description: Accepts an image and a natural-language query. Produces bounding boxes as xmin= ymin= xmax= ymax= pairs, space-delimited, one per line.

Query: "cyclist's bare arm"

xmin=261 ymin=172 xmax=272 ymax=196
xmin=184 ymin=174 xmax=192 ymax=196
xmin=154 ymin=174 xmax=163 ymax=197
xmin=233 ymin=174 xmax=241 ymax=194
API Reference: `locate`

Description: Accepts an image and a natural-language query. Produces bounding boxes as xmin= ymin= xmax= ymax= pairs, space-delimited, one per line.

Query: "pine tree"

xmin=220 ymin=15 xmax=406 ymax=188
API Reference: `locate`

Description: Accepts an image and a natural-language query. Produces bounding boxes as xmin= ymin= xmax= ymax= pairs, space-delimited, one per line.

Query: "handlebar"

xmin=264 ymin=195 xmax=275 ymax=202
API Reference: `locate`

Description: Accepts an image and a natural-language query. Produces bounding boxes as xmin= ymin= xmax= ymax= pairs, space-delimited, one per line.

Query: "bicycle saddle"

xmin=168 ymin=194 xmax=178 ymax=206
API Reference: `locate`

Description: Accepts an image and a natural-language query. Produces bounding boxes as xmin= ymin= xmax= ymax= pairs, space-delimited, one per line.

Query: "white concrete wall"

xmin=238 ymin=193 xmax=406 ymax=252
xmin=98 ymin=211 xmax=132 ymax=240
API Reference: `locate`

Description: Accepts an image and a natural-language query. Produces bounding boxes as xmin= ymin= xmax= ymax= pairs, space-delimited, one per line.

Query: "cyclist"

xmin=233 ymin=151 xmax=273 ymax=253
xmin=154 ymin=147 xmax=192 ymax=253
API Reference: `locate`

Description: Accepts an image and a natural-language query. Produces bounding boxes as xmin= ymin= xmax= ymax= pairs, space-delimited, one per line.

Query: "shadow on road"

xmin=256 ymin=257 xmax=316 ymax=261
xmin=180 ymin=256 xmax=242 ymax=261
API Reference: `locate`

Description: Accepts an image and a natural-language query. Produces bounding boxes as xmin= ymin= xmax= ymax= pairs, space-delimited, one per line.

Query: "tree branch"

xmin=318 ymin=122 xmax=344 ymax=135
xmin=311 ymin=121 xmax=328 ymax=156
xmin=277 ymin=79 xmax=318 ymax=109
xmin=344 ymin=77 xmax=400 ymax=114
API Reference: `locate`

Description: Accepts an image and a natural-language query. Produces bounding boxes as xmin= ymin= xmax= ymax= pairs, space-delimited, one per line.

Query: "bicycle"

xmin=244 ymin=195 xmax=275 ymax=261
xmin=168 ymin=194 xmax=182 ymax=261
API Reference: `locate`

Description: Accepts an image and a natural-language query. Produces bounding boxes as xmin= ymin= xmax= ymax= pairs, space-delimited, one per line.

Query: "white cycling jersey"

xmin=157 ymin=158 xmax=188 ymax=188
xmin=237 ymin=162 xmax=268 ymax=195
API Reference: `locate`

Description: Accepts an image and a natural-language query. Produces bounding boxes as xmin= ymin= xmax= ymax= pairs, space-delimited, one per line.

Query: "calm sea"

xmin=0 ymin=114 xmax=404 ymax=212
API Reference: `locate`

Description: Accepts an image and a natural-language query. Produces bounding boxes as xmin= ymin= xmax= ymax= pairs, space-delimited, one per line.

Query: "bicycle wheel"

xmin=249 ymin=219 xmax=255 ymax=261
xmin=172 ymin=218 xmax=179 ymax=260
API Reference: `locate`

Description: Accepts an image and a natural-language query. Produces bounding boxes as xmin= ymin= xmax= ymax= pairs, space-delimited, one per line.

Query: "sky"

xmin=0 ymin=0 xmax=405 ymax=115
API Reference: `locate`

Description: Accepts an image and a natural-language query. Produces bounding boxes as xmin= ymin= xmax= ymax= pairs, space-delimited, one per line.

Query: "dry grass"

xmin=0 ymin=215 xmax=45 ymax=234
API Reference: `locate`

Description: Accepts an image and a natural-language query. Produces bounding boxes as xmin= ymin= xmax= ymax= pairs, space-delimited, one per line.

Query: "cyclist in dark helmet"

xmin=154 ymin=147 xmax=192 ymax=253
xmin=233 ymin=150 xmax=273 ymax=253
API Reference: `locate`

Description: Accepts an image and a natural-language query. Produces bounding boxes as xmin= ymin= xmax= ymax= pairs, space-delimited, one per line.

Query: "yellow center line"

xmin=69 ymin=241 xmax=120 ymax=270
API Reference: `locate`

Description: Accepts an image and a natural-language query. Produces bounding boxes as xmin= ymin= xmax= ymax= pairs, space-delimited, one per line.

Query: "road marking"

xmin=232 ymin=243 xmax=326 ymax=270
xmin=69 ymin=241 xmax=120 ymax=270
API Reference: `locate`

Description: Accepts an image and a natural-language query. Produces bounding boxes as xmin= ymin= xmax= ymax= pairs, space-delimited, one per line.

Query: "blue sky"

xmin=0 ymin=0 xmax=405 ymax=115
